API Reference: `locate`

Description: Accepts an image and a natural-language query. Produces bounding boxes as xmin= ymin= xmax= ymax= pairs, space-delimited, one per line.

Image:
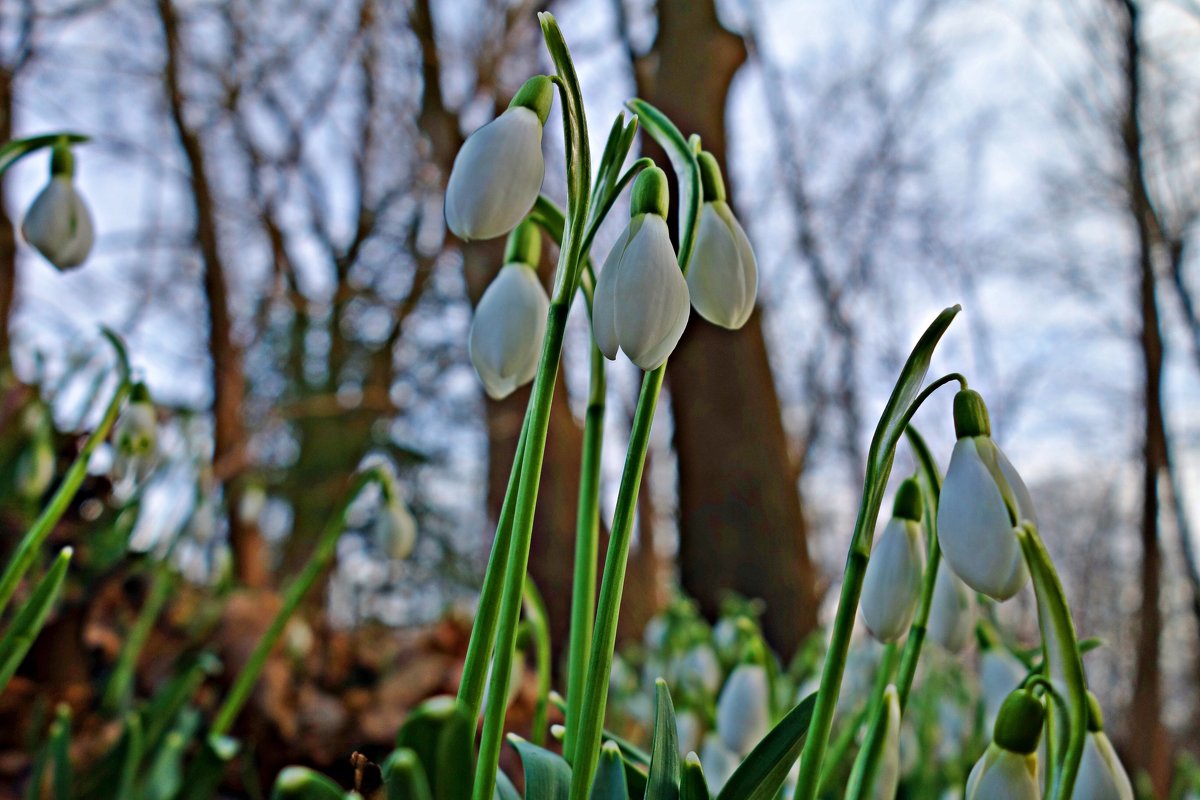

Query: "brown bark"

xmin=157 ymin=0 xmax=264 ymax=587
xmin=1115 ymin=0 xmax=1172 ymax=790
xmin=632 ymin=0 xmax=820 ymax=657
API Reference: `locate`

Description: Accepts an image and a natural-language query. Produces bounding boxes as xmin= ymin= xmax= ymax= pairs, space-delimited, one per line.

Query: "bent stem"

xmin=1015 ymin=523 xmax=1087 ymax=800
xmin=210 ymin=465 xmax=391 ymax=736
xmin=0 ymin=330 xmax=132 ymax=615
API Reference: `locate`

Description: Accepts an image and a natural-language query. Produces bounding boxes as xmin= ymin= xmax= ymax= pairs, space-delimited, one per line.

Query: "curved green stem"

xmin=522 ymin=581 xmax=552 ymax=747
xmin=0 ymin=332 xmax=132 ymax=615
xmin=210 ymin=465 xmax=389 ymax=736
xmin=0 ymin=133 xmax=88 ymax=176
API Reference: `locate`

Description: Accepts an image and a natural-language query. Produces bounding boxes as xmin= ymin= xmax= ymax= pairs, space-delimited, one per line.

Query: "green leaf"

xmin=646 ymin=679 xmax=680 ymax=800
xmin=679 ymin=754 xmax=710 ymax=800
xmin=397 ymin=696 xmax=474 ymax=800
xmin=176 ymin=734 xmax=242 ymax=800
xmin=140 ymin=710 xmax=200 ymax=800
xmin=717 ymin=693 xmax=817 ymax=800
xmin=140 ymin=652 xmax=220 ymax=757
xmin=589 ymin=742 xmax=629 ymax=800
xmin=495 ymin=770 xmax=522 ymax=800
xmin=624 ymin=99 xmax=703 ymax=273
xmin=271 ymin=767 xmax=346 ymax=799
xmin=50 ymin=704 xmax=72 ymax=800
xmin=0 ymin=133 xmax=88 ymax=176
xmin=383 ymin=748 xmax=434 ymax=800
xmin=0 ymin=547 xmax=73 ymax=692
xmin=115 ymin=713 xmax=142 ymax=800
xmin=509 ymin=736 xmax=572 ymax=800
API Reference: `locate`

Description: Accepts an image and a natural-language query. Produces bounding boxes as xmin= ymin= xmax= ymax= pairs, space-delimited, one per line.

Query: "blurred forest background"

xmin=1 ymin=0 xmax=1199 ymax=794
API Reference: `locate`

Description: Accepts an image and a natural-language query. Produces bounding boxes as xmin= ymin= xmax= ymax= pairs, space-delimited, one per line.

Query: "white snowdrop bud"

xmin=967 ymin=689 xmax=1044 ymax=800
xmin=114 ymin=384 xmax=157 ymax=459
xmin=716 ymin=663 xmax=770 ymax=756
xmin=15 ymin=439 xmax=55 ymax=501
xmin=687 ymin=152 xmax=757 ymax=330
xmin=468 ymin=221 xmax=549 ymax=399
xmin=444 ymin=76 xmax=552 ymax=241
xmin=927 ymin=566 xmax=975 ymax=652
xmin=861 ymin=480 xmax=926 ymax=642
xmin=1075 ymin=693 xmax=1135 ymax=800
xmin=699 ymin=734 xmax=739 ymax=794
xmin=592 ymin=167 xmax=690 ymax=371
xmin=676 ymin=709 xmax=704 ymax=760
xmin=937 ymin=390 xmax=1035 ymax=601
xmin=375 ymin=491 xmax=417 ymax=561
xmin=674 ymin=643 xmax=723 ymax=697
xmin=21 ymin=143 xmax=94 ymax=270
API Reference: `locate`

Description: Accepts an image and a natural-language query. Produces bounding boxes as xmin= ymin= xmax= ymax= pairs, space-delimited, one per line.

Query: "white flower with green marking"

xmin=860 ymin=479 xmax=926 ymax=643
xmin=22 ymin=144 xmax=94 ymax=270
xmin=687 ymin=152 xmax=757 ymax=330
xmin=716 ymin=663 xmax=770 ymax=756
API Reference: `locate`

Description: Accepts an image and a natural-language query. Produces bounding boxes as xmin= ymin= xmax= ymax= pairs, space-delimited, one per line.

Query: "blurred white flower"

xmin=965 ymin=745 xmax=1040 ymax=800
xmin=716 ymin=663 xmax=770 ymax=756
xmin=868 ymin=685 xmax=902 ymax=800
xmin=676 ymin=710 xmax=704 ymax=759
xmin=981 ymin=649 xmax=1027 ymax=734
xmin=114 ymin=396 xmax=157 ymax=460
xmin=1075 ymin=730 xmax=1134 ymax=800
xmin=699 ymin=734 xmax=739 ymax=794
xmin=674 ymin=644 xmax=723 ymax=697
xmin=927 ymin=567 xmax=975 ymax=652
xmin=22 ymin=175 xmax=94 ymax=271
xmin=375 ymin=494 xmax=417 ymax=561
xmin=861 ymin=517 xmax=925 ymax=642
xmin=15 ymin=440 xmax=54 ymax=501
xmin=469 ymin=262 xmax=549 ymax=399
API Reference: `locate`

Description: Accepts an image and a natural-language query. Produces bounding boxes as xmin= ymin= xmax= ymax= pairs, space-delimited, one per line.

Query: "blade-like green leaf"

xmin=140 ymin=710 xmax=200 ymax=800
xmin=176 ymin=734 xmax=241 ymax=800
xmin=50 ymin=704 xmax=72 ymax=800
xmin=679 ymin=754 xmax=710 ymax=800
xmin=384 ymin=748 xmax=434 ymax=800
xmin=645 ymin=679 xmax=680 ymax=800
xmin=510 ymin=735 xmax=572 ymax=800
xmin=140 ymin=652 xmax=220 ymax=757
xmin=0 ymin=133 xmax=88 ymax=175
xmin=397 ymin=696 xmax=472 ymax=800
xmin=435 ymin=703 xmax=475 ymax=800
xmin=0 ymin=547 xmax=73 ymax=692
xmin=717 ymin=693 xmax=817 ymax=800
xmin=495 ymin=770 xmax=522 ymax=800
xmin=590 ymin=742 xmax=629 ymax=800
xmin=271 ymin=767 xmax=346 ymax=799
xmin=115 ymin=713 xmax=142 ymax=800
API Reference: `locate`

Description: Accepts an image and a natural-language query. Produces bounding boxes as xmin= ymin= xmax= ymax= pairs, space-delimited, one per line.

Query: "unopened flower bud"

xmin=860 ymin=507 xmax=925 ymax=642
xmin=699 ymin=733 xmax=739 ymax=794
xmin=715 ymin=662 xmax=770 ymax=756
xmin=114 ymin=383 xmax=157 ymax=459
xmin=966 ymin=690 xmax=1044 ymax=800
xmin=15 ymin=439 xmax=55 ymax=500
xmin=444 ymin=76 xmax=552 ymax=241
xmin=938 ymin=389 xmax=1036 ymax=601
xmin=593 ymin=167 xmax=690 ymax=371
xmin=927 ymin=566 xmax=975 ymax=652
xmin=22 ymin=142 xmax=94 ymax=270
xmin=375 ymin=491 xmax=417 ymax=561
xmin=673 ymin=643 xmax=722 ymax=697
xmin=1075 ymin=691 xmax=1134 ymax=800
xmin=687 ymin=152 xmax=757 ymax=330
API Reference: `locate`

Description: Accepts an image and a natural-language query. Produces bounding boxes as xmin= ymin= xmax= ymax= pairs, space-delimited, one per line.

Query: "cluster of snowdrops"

xmin=0 ymin=12 xmax=1180 ymax=800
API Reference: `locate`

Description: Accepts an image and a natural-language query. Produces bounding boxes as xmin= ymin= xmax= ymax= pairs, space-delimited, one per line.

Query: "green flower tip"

xmin=510 ymin=75 xmax=554 ymax=126
xmin=504 ymin=219 xmax=542 ymax=268
xmin=953 ymin=388 xmax=991 ymax=439
xmin=631 ymin=166 xmax=670 ymax=218
xmin=993 ymin=689 xmax=1045 ymax=755
xmin=50 ymin=141 xmax=75 ymax=179
xmin=892 ymin=477 xmax=924 ymax=522
xmin=698 ymin=151 xmax=726 ymax=203
xmin=1086 ymin=691 xmax=1105 ymax=732
xmin=130 ymin=381 xmax=153 ymax=405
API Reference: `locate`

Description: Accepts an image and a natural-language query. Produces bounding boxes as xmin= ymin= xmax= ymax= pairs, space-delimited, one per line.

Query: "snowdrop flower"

xmin=445 ymin=76 xmax=552 ymax=241
xmin=699 ymin=734 xmax=739 ymax=793
xmin=674 ymin=643 xmax=723 ymax=697
xmin=927 ymin=567 xmax=976 ymax=652
xmin=21 ymin=142 xmax=94 ymax=270
xmin=716 ymin=662 xmax=770 ymax=755
xmin=966 ymin=689 xmax=1044 ymax=800
xmin=938 ymin=389 xmax=1036 ymax=601
xmin=676 ymin=710 xmax=704 ymax=759
xmin=593 ymin=167 xmax=690 ymax=371
xmin=861 ymin=479 xmax=926 ymax=642
xmin=687 ymin=151 xmax=757 ymax=329
xmin=114 ymin=383 xmax=157 ymax=459
xmin=375 ymin=490 xmax=418 ymax=561
xmin=980 ymin=647 xmax=1027 ymax=734
xmin=468 ymin=221 xmax=549 ymax=399
xmin=15 ymin=439 xmax=54 ymax=501
xmin=1075 ymin=693 xmax=1134 ymax=800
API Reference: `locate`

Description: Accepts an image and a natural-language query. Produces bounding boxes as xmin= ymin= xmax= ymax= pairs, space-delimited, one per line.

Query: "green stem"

xmin=564 ymin=342 xmax=605 ymax=764
xmin=844 ymin=643 xmax=898 ymax=799
xmin=816 ymin=704 xmax=868 ymax=794
xmin=522 ymin=581 xmax=552 ymax=747
xmin=567 ymin=366 xmax=665 ymax=800
xmin=456 ymin=408 xmax=531 ymax=721
xmin=210 ymin=466 xmax=388 ymax=736
xmin=101 ymin=562 xmax=173 ymax=714
xmin=0 ymin=332 xmax=131 ymax=615
xmin=1015 ymin=523 xmax=1087 ymax=800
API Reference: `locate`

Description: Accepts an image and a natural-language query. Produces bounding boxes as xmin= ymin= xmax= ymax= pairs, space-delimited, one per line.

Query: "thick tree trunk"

xmin=637 ymin=0 xmax=820 ymax=657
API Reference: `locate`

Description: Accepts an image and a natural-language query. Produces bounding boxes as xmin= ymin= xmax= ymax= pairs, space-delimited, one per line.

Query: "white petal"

xmin=967 ymin=748 xmax=1039 ymax=800
xmin=981 ymin=650 xmax=1026 ymax=733
xmin=927 ymin=566 xmax=975 ymax=652
xmin=445 ymin=108 xmax=545 ymax=241
xmin=687 ymin=202 xmax=757 ymax=329
xmin=938 ymin=438 xmax=1026 ymax=600
xmin=22 ymin=177 xmax=94 ymax=270
xmin=699 ymin=734 xmax=739 ymax=794
xmin=861 ymin=518 xmax=925 ymax=642
xmin=994 ymin=444 xmax=1037 ymax=527
xmin=612 ymin=215 xmax=689 ymax=370
xmin=716 ymin=664 xmax=770 ymax=755
xmin=592 ymin=223 xmax=634 ymax=360
xmin=1075 ymin=732 xmax=1134 ymax=800
xmin=469 ymin=263 xmax=549 ymax=399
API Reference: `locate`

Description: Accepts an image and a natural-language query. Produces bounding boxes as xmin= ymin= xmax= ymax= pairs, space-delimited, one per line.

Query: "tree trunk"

xmin=637 ymin=0 xmax=820 ymax=657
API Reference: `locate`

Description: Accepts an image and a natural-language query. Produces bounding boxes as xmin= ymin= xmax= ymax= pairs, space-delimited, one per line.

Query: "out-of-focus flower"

xmin=981 ymin=647 xmax=1027 ymax=734
xmin=593 ymin=167 xmax=689 ymax=371
xmin=15 ymin=439 xmax=54 ymax=501
xmin=869 ymin=685 xmax=902 ymax=800
xmin=927 ymin=567 xmax=975 ymax=652
xmin=861 ymin=479 xmax=926 ymax=642
xmin=375 ymin=492 xmax=417 ymax=561
xmin=938 ymin=389 xmax=1036 ymax=600
xmin=1075 ymin=693 xmax=1134 ymax=800
xmin=114 ymin=383 xmax=157 ymax=460
xmin=700 ymin=733 xmax=739 ymax=794
xmin=674 ymin=643 xmax=723 ymax=697
xmin=468 ymin=221 xmax=549 ymax=399
xmin=445 ymin=77 xmax=552 ymax=241
xmin=716 ymin=663 xmax=770 ymax=756
xmin=676 ymin=710 xmax=704 ymax=760
xmin=22 ymin=143 xmax=94 ymax=270
xmin=687 ymin=151 xmax=757 ymax=329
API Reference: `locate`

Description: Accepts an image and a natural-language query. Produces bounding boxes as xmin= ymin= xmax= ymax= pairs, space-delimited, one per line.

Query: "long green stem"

xmin=210 ymin=466 xmax=388 ymax=736
xmin=844 ymin=643 xmax=897 ymax=799
xmin=522 ymin=581 xmax=552 ymax=747
xmin=101 ymin=562 xmax=173 ymax=713
xmin=0 ymin=331 xmax=131 ymax=615
xmin=456 ymin=409 xmax=530 ymax=720
xmin=564 ymin=342 xmax=605 ymax=764
xmin=567 ymin=367 xmax=665 ymax=800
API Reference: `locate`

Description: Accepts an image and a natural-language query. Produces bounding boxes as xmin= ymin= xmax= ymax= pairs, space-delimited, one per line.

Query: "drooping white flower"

xmin=927 ymin=566 xmax=975 ymax=652
xmin=593 ymin=167 xmax=690 ymax=371
xmin=375 ymin=493 xmax=418 ymax=561
xmin=980 ymin=648 xmax=1027 ymax=734
xmin=114 ymin=385 xmax=157 ymax=459
xmin=676 ymin=710 xmax=704 ymax=759
xmin=22 ymin=143 xmax=94 ymax=271
xmin=700 ymin=733 xmax=739 ymax=794
xmin=861 ymin=480 xmax=926 ymax=642
xmin=938 ymin=390 xmax=1035 ymax=601
xmin=1075 ymin=693 xmax=1134 ymax=800
xmin=687 ymin=152 xmax=757 ymax=329
xmin=965 ymin=745 xmax=1040 ymax=800
xmin=15 ymin=439 xmax=55 ymax=501
xmin=716 ymin=663 xmax=770 ymax=756
xmin=468 ymin=222 xmax=549 ymax=399
xmin=444 ymin=77 xmax=552 ymax=241
xmin=674 ymin=643 xmax=723 ymax=697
